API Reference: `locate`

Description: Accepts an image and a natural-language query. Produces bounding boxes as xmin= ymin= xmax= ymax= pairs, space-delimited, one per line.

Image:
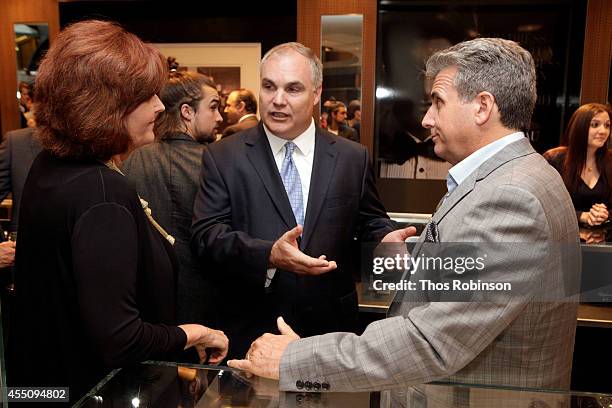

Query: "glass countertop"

xmin=74 ymin=361 xmax=371 ymax=407
xmin=75 ymin=361 xmax=612 ymax=408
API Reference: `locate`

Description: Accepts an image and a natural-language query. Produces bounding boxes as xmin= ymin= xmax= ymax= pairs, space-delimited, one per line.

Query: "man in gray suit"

xmin=228 ymin=38 xmax=580 ymax=394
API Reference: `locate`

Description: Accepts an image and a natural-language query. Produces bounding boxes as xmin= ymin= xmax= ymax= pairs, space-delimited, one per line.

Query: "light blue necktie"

xmin=280 ymin=142 xmax=304 ymax=226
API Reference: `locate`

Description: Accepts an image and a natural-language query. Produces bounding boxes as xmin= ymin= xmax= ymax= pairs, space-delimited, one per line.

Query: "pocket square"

xmin=425 ymin=220 xmax=439 ymax=243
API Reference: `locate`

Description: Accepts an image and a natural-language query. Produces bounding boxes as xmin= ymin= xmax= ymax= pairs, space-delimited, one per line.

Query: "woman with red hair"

xmin=544 ymin=103 xmax=612 ymax=226
xmin=8 ymin=20 xmax=227 ymax=402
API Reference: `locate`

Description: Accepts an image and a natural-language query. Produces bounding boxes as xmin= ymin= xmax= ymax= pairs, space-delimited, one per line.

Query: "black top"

xmin=544 ymin=147 xmax=612 ymax=220
xmin=573 ymin=177 xmax=608 ymax=212
xmin=8 ymin=151 xmax=187 ymax=402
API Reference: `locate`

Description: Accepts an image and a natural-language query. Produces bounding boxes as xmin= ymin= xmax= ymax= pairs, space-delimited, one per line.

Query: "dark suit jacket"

xmin=0 ymin=127 xmax=43 ymax=231
xmin=122 ymin=132 xmax=218 ymax=327
xmin=191 ymin=123 xmax=394 ymax=358
xmin=221 ymin=115 xmax=259 ymax=138
xmin=337 ymin=124 xmax=359 ymax=143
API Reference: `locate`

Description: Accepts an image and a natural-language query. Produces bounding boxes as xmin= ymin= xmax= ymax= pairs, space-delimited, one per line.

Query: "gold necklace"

xmin=104 ymin=160 xmax=176 ymax=245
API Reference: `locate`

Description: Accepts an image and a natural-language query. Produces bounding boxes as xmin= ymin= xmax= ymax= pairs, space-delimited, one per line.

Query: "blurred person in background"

xmin=347 ymin=99 xmax=361 ymax=139
xmin=222 ymin=88 xmax=258 ymax=138
xmin=17 ymin=82 xmax=32 ymax=128
xmin=544 ymin=103 xmax=612 ymax=226
xmin=0 ymin=124 xmax=41 ymax=347
xmin=123 ymin=57 xmax=222 ymax=329
xmin=326 ymin=100 xmax=358 ymax=142
xmin=7 ymin=20 xmax=227 ymax=403
xmin=0 ymin=126 xmax=42 ymax=234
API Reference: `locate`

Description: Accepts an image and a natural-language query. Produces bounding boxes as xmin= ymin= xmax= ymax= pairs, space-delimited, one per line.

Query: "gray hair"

xmin=261 ymin=42 xmax=323 ymax=89
xmin=425 ymin=38 xmax=536 ymax=130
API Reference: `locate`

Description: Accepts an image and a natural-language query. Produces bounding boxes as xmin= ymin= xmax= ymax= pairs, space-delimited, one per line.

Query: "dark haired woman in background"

xmin=8 ymin=21 xmax=227 ymax=402
xmin=123 ymin=58 xmax=222 ymax=330
xmin=544 ymin=103 xmax=612 ymax=226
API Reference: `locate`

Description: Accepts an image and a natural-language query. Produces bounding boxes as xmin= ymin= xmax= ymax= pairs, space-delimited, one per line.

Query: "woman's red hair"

xmin=35 ymin=20 xmax=167 ymax=161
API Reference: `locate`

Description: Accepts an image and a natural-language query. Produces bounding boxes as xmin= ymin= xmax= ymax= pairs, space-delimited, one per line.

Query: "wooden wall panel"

xmin=580 ymin=0 xmax=612 ymax=104
xmin=297 ymin=0 xmax=377 ymax=156
xmin=0 ymin=0 xmax=59 ymax=137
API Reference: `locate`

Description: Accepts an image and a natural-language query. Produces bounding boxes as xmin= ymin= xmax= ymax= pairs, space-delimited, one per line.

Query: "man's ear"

xmin=180 ymin=103 xmax=195 ymax=121
xmin=313 ymin=86 xmax=322 ymax=106
xmin=474 ymin=91 xmax=496 ymax=126
xmin=237 ymin=101 xmax=246 ymax=113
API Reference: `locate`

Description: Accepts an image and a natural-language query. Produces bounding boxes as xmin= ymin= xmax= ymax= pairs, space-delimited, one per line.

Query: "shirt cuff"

xmin=265 ymin=268 xmax=276 ymax=287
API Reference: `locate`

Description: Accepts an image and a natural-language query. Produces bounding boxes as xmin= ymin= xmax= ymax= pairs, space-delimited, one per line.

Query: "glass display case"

xmin=75 ymin=361 xmax=612 ymax=407
xmin=74 ymin=361 xmax=372 ymax=408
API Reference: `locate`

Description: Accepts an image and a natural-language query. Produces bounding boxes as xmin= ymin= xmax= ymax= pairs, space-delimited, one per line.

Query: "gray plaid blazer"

xmin=279 ymin=137 xmax=580 ymax=396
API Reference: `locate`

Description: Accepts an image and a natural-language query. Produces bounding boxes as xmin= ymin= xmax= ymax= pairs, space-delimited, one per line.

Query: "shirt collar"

xmin=239 ymin=113 xmax=257 ymax=123
xmin=448 ymin=131 xmax=525 ymax=188
xmin=263 ymin=119 xmax=315 ymax=157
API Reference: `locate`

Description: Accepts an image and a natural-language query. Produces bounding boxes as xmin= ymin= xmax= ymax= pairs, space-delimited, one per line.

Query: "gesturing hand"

xmin=381 ymin=226 xmax=417 ymax=243
xmin=269 ymin=225 xmax=337 ymax=275
xmin=0 ymin=241 xmax=16 ymax=268
xmin=227 ymin=317 xmax=299 ymax=380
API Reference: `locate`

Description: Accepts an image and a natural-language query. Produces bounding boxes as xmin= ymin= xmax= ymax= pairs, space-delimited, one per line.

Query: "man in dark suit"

xmin=0 ymin=126 xmax=41 ymax=344
xmin=222 ymin=88 xmax=259 ymax=138
xmin=0 ymin=127 xmax=43 ymax=233
xmin=192 ymin=42 xmax=412 ymax=359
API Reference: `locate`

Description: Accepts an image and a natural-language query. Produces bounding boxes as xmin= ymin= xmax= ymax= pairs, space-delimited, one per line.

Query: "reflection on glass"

xmin=14 ymin=23 xmax=49 ymax=128
xmin=321 ymin=14 xmax=363 ymax=139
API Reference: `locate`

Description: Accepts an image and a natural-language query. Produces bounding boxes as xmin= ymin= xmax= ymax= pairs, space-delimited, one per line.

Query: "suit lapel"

xmin=245 ymin=124 xmax=297 ymax=229
xmin=301 ymin=130 xmax=338 ymax=250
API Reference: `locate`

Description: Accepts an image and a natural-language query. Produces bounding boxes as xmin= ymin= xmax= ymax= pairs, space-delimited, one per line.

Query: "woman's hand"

xmin=179 ymin=324 xmax=229 ymax=365
xmin=583 ymin=203 xmax=609 ymax=226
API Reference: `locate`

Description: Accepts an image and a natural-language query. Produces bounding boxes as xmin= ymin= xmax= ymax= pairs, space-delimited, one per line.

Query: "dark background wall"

xmin=59 ymin=1 xmax=297 ymax=55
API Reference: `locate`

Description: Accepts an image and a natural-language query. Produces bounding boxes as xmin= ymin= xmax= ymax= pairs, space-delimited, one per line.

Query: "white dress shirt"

xmin=263 ymin=119 xmax=315 ymax=217
xmin=263 ymin=119 xmax=316 ymax=286
xmin=448 ymin=132 xmax=526 ymax=191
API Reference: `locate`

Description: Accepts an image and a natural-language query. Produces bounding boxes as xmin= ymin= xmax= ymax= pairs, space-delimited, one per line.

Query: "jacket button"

xmin=322 ymin=382 xmax=330 ymax=391
xmin=313 ymin=382 xmax=321 ymax=390
xmin=305 ymin=381 xmax=313 ymax=390
xmin=296 ymin=380 xmax=304 ymax=389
